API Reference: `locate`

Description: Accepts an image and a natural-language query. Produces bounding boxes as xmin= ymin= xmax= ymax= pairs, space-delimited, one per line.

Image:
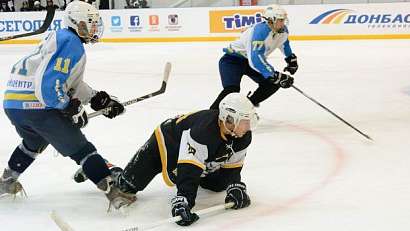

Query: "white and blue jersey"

xmin=3 ymin=28 xmax=94 ymax=110
xmin=223 ymin=22 xmax=293 ymax=78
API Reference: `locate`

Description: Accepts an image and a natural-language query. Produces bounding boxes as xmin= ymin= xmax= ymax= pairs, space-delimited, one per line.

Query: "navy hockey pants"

xmin=219 ymin=53 xmax=267 ymax=87
xmin=210 ymin=53 xmax=280 ymax=108
xmin=4 ymin=108 xmax=111 ymax=184
xmin=4 ymin=109 xmax=89 ymax=156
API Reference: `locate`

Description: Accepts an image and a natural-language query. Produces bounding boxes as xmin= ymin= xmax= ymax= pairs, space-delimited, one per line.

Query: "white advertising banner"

xmin=0 ymin=2 xmax=409 ymax=44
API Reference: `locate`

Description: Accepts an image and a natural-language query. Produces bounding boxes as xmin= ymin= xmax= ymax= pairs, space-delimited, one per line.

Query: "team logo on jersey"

xmin=187 ymin=142 xmax=196 ymax=155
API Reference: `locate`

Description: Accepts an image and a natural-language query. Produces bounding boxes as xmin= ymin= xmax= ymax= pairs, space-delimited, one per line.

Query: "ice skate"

xmin=97 ymin=176 xmax=136 ymax=211
xmin=0 ymin=168 xmax=26 ymax=198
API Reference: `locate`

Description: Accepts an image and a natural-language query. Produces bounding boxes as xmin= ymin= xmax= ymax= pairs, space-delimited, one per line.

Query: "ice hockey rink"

xmin=1 ymin=39 xmax=410 ymax=231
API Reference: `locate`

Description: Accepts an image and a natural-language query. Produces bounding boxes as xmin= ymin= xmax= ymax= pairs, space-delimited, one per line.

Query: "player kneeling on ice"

xmin=210 ymin=4 xmax=298 ymax=109
xmin=104 ymin=93 xmax=257 ymax=225
xmin=0 ymin=1 xmax=135 ymax=208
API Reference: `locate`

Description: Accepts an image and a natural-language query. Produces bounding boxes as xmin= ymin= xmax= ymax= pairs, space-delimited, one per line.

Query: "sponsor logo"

xmin=209 ymin=9 xmax=263 ymax=33
xmin=23 ymin=102 xmax=45 ymax=109
xmin=309 ymin=9 xmax=410 ymax=29
xmin=0 ymin=19 xmax=62 ymax=33
xmin=309 ymin=9 xmax=355 ymax=24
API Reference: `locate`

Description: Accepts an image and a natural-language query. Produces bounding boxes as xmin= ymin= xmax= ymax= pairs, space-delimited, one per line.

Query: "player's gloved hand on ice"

xmin=225 ymin=182 xmax=251 ymax=209
xmin=269 ymin=71 xmax=294 ymax=88
xmin=62 ymin=98 xmax=88 ymax=128
xmin=90 ymin=91 xmax=125 ymax=119
xmin=171 ymin=195 xmax=199 ymax=226
xmin=284 ymin=53 xmax=298 ymax=75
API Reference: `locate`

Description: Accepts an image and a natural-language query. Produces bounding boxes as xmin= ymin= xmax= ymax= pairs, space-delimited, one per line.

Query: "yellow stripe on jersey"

xmin=154 ymin=126 xmax=175 ymax=187
xmin=4 ymin=93 xmax=38 ymax=101
xmin=222 ymin=162 xmax=244 ymax=169
xmin=177 ymin=160 xmax=206 ymax=170
xmin=176 ymin=111 xmax=197 ymax=124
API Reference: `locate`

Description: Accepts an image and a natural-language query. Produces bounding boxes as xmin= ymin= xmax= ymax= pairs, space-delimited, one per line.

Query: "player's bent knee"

xmin=200 ymin=181 xmax=227 ymax=192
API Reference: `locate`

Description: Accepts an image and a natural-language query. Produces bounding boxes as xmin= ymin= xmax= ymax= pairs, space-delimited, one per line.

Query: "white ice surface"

xmin=1 ymin=39 xmax=410 ymax=231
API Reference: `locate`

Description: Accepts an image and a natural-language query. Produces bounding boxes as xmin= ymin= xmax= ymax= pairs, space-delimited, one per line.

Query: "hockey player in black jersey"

xmin=113 ymin=93 xmax=258 ymax=226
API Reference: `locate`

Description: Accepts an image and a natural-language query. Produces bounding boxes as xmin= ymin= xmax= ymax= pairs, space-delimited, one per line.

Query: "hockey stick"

xmin=121 ymin=202 xmax=235 ymax=231
xmin=292 ymin=85 xmax=373 ymax=141
xmin=88 ymin=62 xmax=172 ymax=119
xmin=0 ymin=7 xmax=56 ymax=41
xmin=50 ymin=210 xmax=76 ymax=231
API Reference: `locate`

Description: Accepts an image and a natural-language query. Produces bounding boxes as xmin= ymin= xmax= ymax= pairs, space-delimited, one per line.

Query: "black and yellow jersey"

xmin=154 ymin=109 xmax=252 ymax=207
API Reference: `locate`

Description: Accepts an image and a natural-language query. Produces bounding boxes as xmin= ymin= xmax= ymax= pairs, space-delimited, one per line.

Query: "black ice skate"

xmin=97 ymin=176 xmax=136 ymax=211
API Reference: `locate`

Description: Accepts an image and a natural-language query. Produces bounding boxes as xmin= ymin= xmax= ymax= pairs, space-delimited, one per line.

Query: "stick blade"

xmin=50 ymin=210 xmax=76 ymax=231
xmin=163 ymin=62 xmax=172 ymax=84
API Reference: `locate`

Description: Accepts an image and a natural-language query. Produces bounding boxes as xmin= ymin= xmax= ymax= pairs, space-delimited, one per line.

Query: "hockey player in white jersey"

xmin=210 ymin=4 xmax=298 ymax=109
xmin=0 ymin=1 xmax=135 ymax=209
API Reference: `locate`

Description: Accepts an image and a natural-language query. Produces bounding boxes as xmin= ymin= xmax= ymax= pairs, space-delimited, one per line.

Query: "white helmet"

xmin=63 ymin=1 xmax=103 ymax=44
xmin=263 ymin=4 xmax=288 ymax=24
xmin=219 ymin=93 xmax=259 ymax=134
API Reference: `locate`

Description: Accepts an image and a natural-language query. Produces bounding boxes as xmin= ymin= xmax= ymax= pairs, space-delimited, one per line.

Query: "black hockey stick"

xmin=88 ymin=62 xmax=172 ymax=119
xmin=0 ymin=7 xmax=56 ymax=41
xmin=292 ymin=85 xmax=373 ymax=141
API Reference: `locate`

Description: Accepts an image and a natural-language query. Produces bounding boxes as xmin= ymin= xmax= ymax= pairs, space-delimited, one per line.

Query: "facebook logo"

xmin=130 ymin=16 xmax=140 ymax=26
xmin=111 ymin=16 xmax=121 ymax=26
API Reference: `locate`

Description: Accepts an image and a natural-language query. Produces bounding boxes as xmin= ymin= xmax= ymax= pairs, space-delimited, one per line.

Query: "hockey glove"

xmin=171 ymin=196 xmax=199 ymax=226
xmin=269 ymin=71 xmax=294 ymax=88
xmin=284 ymin=53 xmax=298 ymax=75
xmin=225 ymin=182 xmax=251 ymax=209
xmin=90 ymin=91 xmax=125 ymax=119
xmin=62 ymin=99 xmax=88 ymax=128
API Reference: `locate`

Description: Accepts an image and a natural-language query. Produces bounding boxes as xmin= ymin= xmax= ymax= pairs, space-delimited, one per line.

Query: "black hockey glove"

xmin=90 ymin=91 xmax=124 ymax=119
xmin=284 ymin=53 xmax=298 ymax=75
xmin=62 ymin=98 xmax=88 ymax=128
xmin=225 ymin=182 xmax=251 ymax=209
xmin=268 ymin=71 xmax=294 ymax=88
xmin=171 ymin=196 xmax=199 ymax=226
